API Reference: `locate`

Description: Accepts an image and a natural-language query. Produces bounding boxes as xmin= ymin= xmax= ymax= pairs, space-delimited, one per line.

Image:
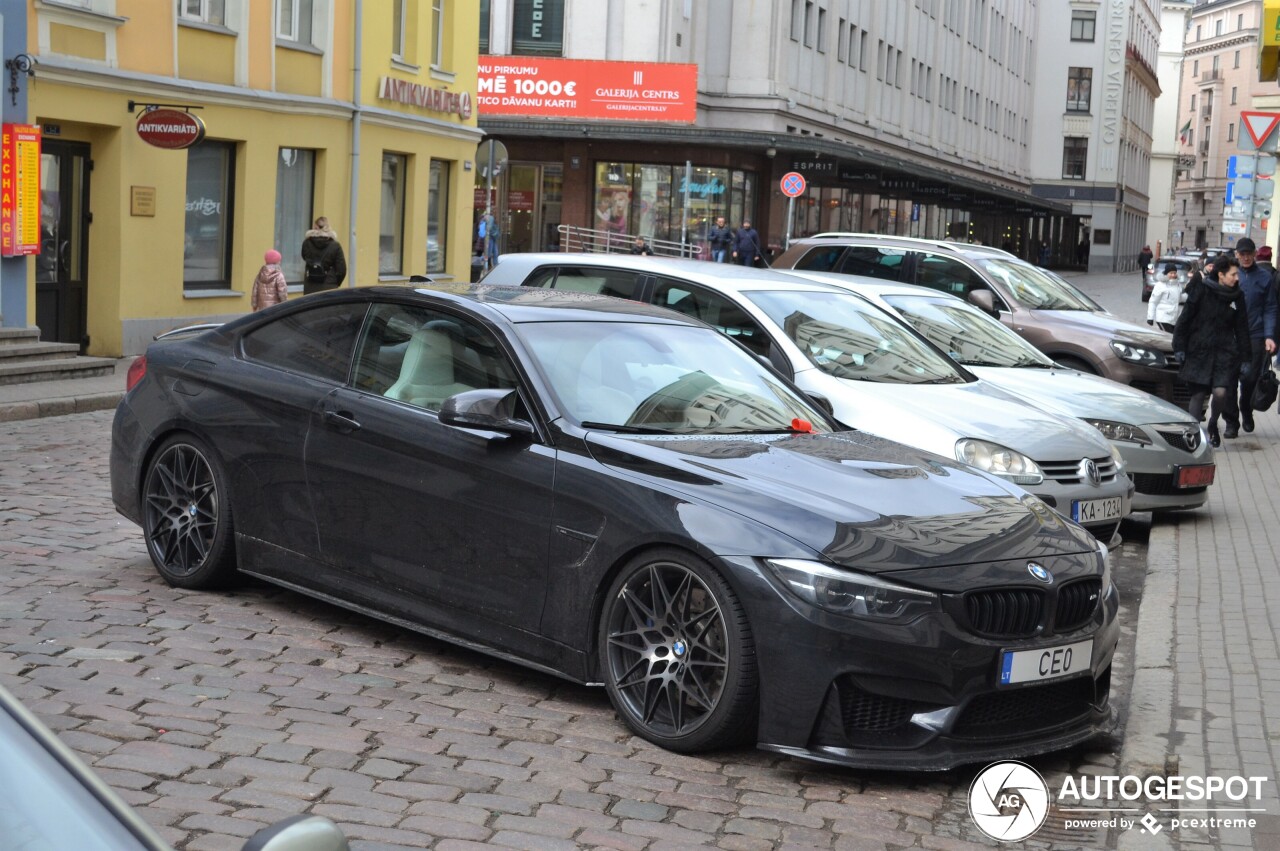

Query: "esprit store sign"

xmin=377 ymin=77 xmax=473 ymax=119
xmin=477 ymin=57 xmax=697 ymax=123
xmin=136 ymin=109 xmax=206 ymax=149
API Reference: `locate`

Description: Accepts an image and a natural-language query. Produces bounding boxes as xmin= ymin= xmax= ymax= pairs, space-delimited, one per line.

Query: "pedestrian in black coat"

xmin=732 ymin=220 xmax=763 ymax=266
xmin=1137 ymin=245 xmax=1153 ymax=282
xmin=1173 ymin=254 xmax=1252 ymax=447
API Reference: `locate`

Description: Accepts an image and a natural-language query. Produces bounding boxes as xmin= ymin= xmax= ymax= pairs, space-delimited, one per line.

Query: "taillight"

xmin=126 ymin=355 xmax=147 ymax=391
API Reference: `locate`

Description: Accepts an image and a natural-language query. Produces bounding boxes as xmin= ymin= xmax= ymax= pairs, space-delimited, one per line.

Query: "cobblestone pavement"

xmin=0 ymin=410 xmax=1151 ymax=851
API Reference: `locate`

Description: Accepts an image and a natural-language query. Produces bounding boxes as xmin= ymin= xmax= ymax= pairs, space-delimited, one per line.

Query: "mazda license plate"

xmin=1175 ymin=464 xmax=1215 ymax=488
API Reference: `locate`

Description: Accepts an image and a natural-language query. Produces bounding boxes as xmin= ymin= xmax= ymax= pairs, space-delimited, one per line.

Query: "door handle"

xmin=321 ymin=410 xmax=361 ymax=433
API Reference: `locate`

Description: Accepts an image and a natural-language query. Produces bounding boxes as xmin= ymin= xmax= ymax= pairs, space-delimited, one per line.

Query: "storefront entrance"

xmin=35 ymin=141 xmax=91 ymax=349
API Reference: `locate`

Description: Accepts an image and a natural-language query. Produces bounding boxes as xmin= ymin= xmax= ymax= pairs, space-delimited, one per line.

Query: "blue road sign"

xmin=1228 ymin=155 xmax=1238 ymax=179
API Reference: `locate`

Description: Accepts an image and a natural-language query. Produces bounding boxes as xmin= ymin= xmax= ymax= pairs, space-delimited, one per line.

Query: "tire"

xmin=598 ymin=548 xmax=757 ymax=752
xmin=1054 ymin=356 xmax=1097 ymax=375
xmin=142 ymin=434 xmax=238 ymax=589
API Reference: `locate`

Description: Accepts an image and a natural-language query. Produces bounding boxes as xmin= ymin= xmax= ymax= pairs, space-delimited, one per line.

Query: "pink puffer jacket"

xmin=251 ymin=264 xmax=288 ymax=311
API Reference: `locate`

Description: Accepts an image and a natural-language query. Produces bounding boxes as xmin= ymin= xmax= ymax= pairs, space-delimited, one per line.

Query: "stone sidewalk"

xmin=0 ymin=357 xmax=131 ymax=422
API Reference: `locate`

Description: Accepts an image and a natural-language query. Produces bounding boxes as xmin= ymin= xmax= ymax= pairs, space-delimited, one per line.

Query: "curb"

xmin=1116 ymin=514 xmax=1178 ymax=851
xmin=0 ymin=391 xmax=124 ymax=423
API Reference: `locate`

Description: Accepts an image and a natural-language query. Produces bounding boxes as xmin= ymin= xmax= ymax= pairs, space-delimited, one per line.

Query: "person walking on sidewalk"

xmin=1147 ymin=262 xmax=1185 ymax=332
xmin=707 ymin=216 xmax=733 ymax=263
xmin=250 ymin=249 xmax=288 ymax=312
xmin=1174 ymin=254 xmax=1252 ymax=448
xmin=301 ymin=217 xmax=347 ymax=295
xmin=732 ymin=220 xmax=763 ymax=267
xmin=1137 ymin=245 xmax=1153 ymax=283
xmin=1226 ymin=237 xmax=1277 ymax=435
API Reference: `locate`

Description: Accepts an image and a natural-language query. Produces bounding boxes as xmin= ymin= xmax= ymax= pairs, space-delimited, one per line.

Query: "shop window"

xmin=179 ymin=0 xmax=224 ymax=25
xmin=592 ymin=162 xmax=752 ymax=252
xmin=427 ymin=160 xmax=449 ymax=274
xmin=277 ymin=0 xmax=313 ymax=44
xmin=1062 ymin=137 xmax=1088 ymax=180
xmin=184 ymin=141 xmax=235 ymax=291
xmin=380 ymin=153 xmax=407 ymax=275
xmin=512 ymin=0 xmax=564 ymax=56
xmin=1066 ymin=67 xmax=1091 ymax=113
xmin=274 ymin=148 xmax=315 ymax=285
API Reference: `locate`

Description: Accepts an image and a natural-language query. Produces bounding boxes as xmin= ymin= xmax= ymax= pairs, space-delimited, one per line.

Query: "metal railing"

xmin=557 ymin=224 xmax=703 ymax=258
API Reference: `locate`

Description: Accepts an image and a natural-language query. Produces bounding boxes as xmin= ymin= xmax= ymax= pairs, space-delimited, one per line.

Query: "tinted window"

xmin=652 ymin=277 xmax=771 ymax=356
xmin=352 ymin=303 xmax=517 ymax=411
xmin=914 ymin=253 xmax=987 ymax=296
xmin=976 ymin=259 xmax=1101 ymax=310
xmin=839 ymin=246 xmax=908 ymax=280
xmin=241 ymin=303 xmax=366 ymax=383
xmin=793 ymin=245 xmax=846 ymax=272
xmin=526 ymin=266 xmax=641 ymax=299
xmin=883 ymin=295 xmax=1052 ymax=367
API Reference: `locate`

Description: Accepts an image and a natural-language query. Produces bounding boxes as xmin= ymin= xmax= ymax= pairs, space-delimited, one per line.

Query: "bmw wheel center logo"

xmin=672 ymin=640 xmax=686 ymax=657
xmin=968 ymin=761 xmax=1051 ymax=842
xmin=1027 ymin=562 xmax=1053 ymax=584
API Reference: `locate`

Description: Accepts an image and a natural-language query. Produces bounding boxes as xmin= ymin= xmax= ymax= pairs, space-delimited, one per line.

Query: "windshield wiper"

xmin=1014 ymin=360 xmax=1055 ymax=368
xmin=579 ymin=421 xmax=671 ymax=434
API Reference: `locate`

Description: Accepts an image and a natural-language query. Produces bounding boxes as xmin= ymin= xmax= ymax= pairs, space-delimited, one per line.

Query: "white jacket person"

xmin=1147 ymin=266 xmax=1186 ymax=328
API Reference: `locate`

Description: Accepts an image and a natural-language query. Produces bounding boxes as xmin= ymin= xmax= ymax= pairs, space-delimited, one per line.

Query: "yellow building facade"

xmin=22 ymin=0 xmax=481 ymax=356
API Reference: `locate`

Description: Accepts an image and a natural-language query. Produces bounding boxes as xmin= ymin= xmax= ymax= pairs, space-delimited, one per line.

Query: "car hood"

xmin=1033 ymin=310 xmax=1174 ymax=351
xmin=968 ymin=366 xmax=1196 ymax=427
xmin=803 ymin=375 xmax=1115 ymax=461
xmin=585 ymin=429 xmax=1096 ymax=570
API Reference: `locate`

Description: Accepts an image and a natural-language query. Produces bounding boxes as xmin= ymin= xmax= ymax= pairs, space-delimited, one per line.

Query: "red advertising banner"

xmin=478 ymin=57 xmax=697 ymax=123
xmin=1 ymin=124 xmax=41 ymax=257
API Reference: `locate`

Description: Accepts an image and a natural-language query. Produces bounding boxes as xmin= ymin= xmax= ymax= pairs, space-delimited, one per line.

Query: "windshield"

xmin=975 ymin=258 xmax=1103 ymax=311
xmin=517 ymin=321 xmax=830 ymax=434
xmin=882 ymin=295 xmax=1054 ymax=368
xmin=745 ymin=290 xmax=967 ymax=384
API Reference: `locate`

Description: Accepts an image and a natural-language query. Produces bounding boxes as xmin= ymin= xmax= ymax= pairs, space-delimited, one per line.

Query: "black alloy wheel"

xmin=599 ymin=550 xmax=757 ymax=752
xmin=142 ymin=435 xmax=237 ymax=589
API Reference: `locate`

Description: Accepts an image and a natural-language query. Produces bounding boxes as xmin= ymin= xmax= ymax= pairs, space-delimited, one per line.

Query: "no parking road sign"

xmin=780 ymin=171 xmax=807 ymax=197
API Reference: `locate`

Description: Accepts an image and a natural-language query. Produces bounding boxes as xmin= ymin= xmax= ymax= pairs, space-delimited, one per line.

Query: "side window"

xmin=537 ymin=266 xmax=642 ymax=299
xmin=838 ymin=246 xmax=908 ymax=281
xmin=241 ymin=303 xmax=367 ymax=383
xmin=913 ymin=253 xmax=988 ymax=296
xmin=793 ymin=246 xmax=846 ymax=272
xmin=352 ymin=303 xmax=517 ymax=412
xmin=652 ymin=278 xmax=771 ymax=357
xmin=523 ymin=266 xmax=559 ymax=288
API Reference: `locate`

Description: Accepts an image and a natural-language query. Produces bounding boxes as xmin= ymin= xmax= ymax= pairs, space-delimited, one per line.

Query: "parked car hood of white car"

xmin=968 ymin=366 xmax=1196 ymax=427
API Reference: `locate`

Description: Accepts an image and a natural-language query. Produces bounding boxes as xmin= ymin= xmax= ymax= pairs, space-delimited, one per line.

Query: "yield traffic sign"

xmin=780 ymin=172 xmax=807 ymax=198
xmin=1240 ymin=111 xmax=1280 ymax=149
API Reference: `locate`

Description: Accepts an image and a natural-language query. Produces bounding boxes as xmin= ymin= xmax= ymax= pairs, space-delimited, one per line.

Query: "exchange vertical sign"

xmin=1 ymin=124 xmax=41 ymax=257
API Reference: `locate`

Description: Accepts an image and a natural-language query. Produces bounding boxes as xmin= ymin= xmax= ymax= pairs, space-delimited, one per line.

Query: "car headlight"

xmin=764 ymin=559 xmax=939 ymax=621
xmin=1086 ymin=418 xmax=1152 ymax=446
xmin=1109 ymin=443 xmax=1127 ymax=472
xmin=1109 ymin=340 xmax=1169 ymax=368
xmin=955 ymin=439 xmax=1045 ymax=485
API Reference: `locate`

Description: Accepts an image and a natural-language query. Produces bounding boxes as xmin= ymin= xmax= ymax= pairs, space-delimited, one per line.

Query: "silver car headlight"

xmin=1109 ymin=340 xmax=1169 ymax=368
xmin=955 ymin=439 xmax=1045 ymax=485
xmin=764 ymin=559 xmax=939 ymax=622
xmin=1085 ymin=418 xmax=1152 ymax=446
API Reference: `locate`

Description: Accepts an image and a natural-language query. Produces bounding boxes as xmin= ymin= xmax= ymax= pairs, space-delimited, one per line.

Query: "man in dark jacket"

xmin=1174 ymin=254 xmax=1252 ymax=447
xmin=707 ymin=216 xmax=733 ymax=263
xmin=1137 ymin=245 xmax=1153 ymax=284
xmin=300 ymin=216 xmax=348 ymax=295
xmin=732 ymin=220 xmax=762 ymax=266
xmin=1226 ymin=237 xmax=1277 ymax=435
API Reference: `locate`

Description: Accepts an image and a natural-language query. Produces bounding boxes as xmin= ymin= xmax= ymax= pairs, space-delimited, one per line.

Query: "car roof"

xmin=312 ymin=283 xmax=700 ymax=325
xmin=783 ymin=232 xmax=1016 ymax=258
xmin=483 ymin=252 xmax=851 ymax=295
xmin=781 ymin=270 xmax=964 ymax=302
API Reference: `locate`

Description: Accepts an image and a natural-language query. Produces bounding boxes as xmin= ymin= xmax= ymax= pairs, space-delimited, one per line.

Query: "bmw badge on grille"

xmin=1027 ymin=562 xmax=1053 ymax=584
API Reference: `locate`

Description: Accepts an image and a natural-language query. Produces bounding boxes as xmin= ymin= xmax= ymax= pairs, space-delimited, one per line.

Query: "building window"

xmin=512 ymin=0 xmax=564 ymax=55
xmin=592 ymin=161 xmax=758 ymax=248
xmin=179 ymin=0 xmax=224 ymax=25
xmin=1192 ymin=59 xmax=1199 ymax=76
xmin=277 ymin=0 xmax=313 ymax=44
xmin=427 ymin=160 xmax=448 ymax=274
xmin=1234 ymin=50 xmax=1240 ymax=69
xmin=184 ymin=141 xmax=235 ymax=290
xmin=380 ymin=154 xmax=407 ymax=276
xmin=392 ymin=0 xmax=406 ymax=58
xmin=431 ymin=0 xmax=445 ymax=67
xmin=1066 ymin=67 xmax=1092 ymax=112
xmin=1093 ymin=229 xmax=1111 ymax=246
xmin=479 ymin=0 xmax=490 ymax=53
xmin=1238 ymin=13 xmax=1244 ymax=29
xmin=1216 ymin=19 xmax=1223 ymax=36
xmin=837 ymin=18 xmax=847 ymax=61
xmin=817 ymin=7 xmax=826 ymax=52
xmin=1062 ymin=137 xmax=1087 ymax=180
xmin=803 ymin=1 xmax=814 ymax=48
xmin=274 ymin=148 xmax=315 ymax=285
xmin=1213 ymin=55 xmax=1220 ymax=71
xmin=1195 ymin=25 xmax=1201 ymax=40
xmin=1232 ymin=86 xmax=1238 ymax=105
xmin=790 ymin=0 xmax=801 ymax=41
xmin=1070 ymin=10 xmax=1095 ymax=41
xmin=1229 ymin=123 xmax=1235 ymax=142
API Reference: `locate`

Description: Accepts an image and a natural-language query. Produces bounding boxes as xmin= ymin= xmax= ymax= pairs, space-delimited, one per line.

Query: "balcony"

xmin=1200 ymin=69 xmax=1223 ymax=83
xmin=1202 ymin=104 xmax=1213 ymax=118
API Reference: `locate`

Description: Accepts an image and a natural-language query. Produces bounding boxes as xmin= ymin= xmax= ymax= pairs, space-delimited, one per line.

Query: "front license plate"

xmin=1175 ymin=464 xmax=1216 ymax=488
xmin=1000 ymin=639 xmax=1094 ymax=686
xmin=1072 ymin=496 xmax=1123 ymax=523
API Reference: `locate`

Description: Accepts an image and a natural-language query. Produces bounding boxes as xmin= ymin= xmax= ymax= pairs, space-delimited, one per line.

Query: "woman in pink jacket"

xmin=251 ymin=249 xmax=289 ymax=311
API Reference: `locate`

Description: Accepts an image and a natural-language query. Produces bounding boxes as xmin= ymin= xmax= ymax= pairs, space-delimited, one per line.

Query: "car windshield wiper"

xmin=1013 ymin=360 xmax=1055 ymax=368
xmin=579 ymin=421 xmax=672 ymax=434
xmin=957 ymin=360 xmax=1010 ymax=367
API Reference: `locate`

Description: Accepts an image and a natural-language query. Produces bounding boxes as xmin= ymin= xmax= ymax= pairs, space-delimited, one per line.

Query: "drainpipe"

xmin=347 ymin=0 xmax=362 ymax=286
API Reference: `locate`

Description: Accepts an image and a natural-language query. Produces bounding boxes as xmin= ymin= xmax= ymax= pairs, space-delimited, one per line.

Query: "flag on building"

xmin=1179 ymin=119 xmax=1192 ymax=144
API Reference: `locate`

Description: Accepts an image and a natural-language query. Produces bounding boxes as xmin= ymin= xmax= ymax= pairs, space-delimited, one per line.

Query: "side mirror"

xmin=242 ymin=815 xmax=350 ymax=851
xmin=439 ymin=388 xmax=535 ymax=436
xmin=967 ymin=289 xmax=998 ymax=316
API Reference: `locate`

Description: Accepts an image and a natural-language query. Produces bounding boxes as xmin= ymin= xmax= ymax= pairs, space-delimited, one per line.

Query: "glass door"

xmin=35 ymin=141 xmax=91 ymax=349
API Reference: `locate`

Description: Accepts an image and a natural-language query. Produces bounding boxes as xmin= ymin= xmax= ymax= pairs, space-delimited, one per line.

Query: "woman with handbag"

xmin=1173 ymin=254 xmax=1252 ymax=447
